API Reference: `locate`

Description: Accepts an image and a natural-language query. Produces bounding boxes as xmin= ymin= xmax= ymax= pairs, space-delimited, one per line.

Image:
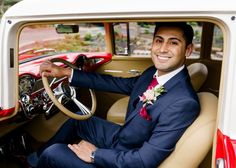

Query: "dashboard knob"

xmin=21 ymin=94 xmax=30 ymax=104
xmin=27 ymin=104 xmax=35 ymax=115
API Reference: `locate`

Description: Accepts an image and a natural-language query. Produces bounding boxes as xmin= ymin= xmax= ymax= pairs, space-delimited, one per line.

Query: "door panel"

xmin=94 ymin=56 xmax=153 ymax=118
xmin=97 ymin=56 xmax=153 ymax=77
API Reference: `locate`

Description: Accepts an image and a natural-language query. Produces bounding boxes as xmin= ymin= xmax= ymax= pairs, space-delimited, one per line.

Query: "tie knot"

xmin=148 ymin=78 xmax=158 ymax=89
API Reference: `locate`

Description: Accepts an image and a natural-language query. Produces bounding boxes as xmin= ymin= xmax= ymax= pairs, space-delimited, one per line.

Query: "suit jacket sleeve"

xmin=70 ymin=69 xmax=139 ymax=95
xmin=94 ymin=98 xmax=199 ymax=168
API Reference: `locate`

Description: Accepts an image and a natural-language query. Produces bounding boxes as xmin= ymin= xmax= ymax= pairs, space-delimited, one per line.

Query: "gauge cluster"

xmin=18 ymin=75 xmax=66 ymax=119
xmin=19 ymin=75 xmax=36 ymax=95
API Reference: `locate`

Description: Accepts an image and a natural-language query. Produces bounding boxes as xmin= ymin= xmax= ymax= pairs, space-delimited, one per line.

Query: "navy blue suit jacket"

xmin=70 ymin=66 xmax=200 ymax=168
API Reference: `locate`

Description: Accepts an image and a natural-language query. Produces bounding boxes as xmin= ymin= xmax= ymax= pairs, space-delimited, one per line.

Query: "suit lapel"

xmin=126 ymin=67 xmax=156 ymax=118
xmin=125 ymin=67 xmax=189 ymax=124
xmin=163 ymin=66 xmax=189 ymax=92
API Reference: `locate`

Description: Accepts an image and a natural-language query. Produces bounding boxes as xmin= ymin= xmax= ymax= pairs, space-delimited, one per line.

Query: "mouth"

xmin=157 ymin=55 xmax=171 ymax=62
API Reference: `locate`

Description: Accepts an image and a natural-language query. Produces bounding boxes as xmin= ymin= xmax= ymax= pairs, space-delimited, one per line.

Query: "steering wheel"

xmin=42 ymin=58 xmax=97 ymax=120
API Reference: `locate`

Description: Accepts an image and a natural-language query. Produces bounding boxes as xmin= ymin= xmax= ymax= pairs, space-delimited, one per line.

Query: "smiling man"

xmin=151 ymin=22 xmax=194 ymax=76
xmin=30 ymin=22 xmax=200 ymax=168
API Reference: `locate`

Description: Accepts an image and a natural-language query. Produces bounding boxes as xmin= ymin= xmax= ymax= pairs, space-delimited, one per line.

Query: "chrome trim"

xmin=216 ymin=158 xmax=225 ymax=168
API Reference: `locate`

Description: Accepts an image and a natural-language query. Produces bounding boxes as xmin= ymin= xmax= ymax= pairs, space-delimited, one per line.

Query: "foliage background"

xmin=0 ymin=0 xmax=21 ymax=18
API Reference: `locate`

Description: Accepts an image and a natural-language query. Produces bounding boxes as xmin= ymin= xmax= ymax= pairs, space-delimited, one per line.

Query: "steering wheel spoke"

xmin=53 ymin=83 xmax=66 ymax=96
xmin=58 ymin=94 xmax=65 ymax=103
xmin=50 ymin=77 xmax=57 ymax=87
xmin=71 ymin=97 xmax=91 ymax=115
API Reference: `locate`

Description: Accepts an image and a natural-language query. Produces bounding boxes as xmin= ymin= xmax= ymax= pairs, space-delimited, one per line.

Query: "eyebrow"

xmin=154 ymin=35 xmax=183 ymax=42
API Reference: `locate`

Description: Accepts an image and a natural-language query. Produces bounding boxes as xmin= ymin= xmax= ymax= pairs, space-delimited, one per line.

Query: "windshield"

xmin=19 ymin=23 xmax=106 ymax=63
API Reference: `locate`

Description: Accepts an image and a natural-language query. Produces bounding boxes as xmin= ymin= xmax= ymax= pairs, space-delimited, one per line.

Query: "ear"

xmin=185 ymin=43 xmax=194 ymax=58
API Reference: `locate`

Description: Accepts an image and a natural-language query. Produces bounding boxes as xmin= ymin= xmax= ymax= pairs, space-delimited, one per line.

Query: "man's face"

xmin=151 ymin=26 xmax=193 ymax=76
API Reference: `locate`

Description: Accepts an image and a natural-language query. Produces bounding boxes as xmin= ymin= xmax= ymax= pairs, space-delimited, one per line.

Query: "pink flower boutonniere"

xmin=139 ymin=85 xmax=166 ymax=121
xmin=139 ymin=85 xmax=165 ymax=105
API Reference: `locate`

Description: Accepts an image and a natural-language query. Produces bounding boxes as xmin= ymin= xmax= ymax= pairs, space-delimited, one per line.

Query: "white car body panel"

xmin=1 ymin=0 xmax=236 ymax=167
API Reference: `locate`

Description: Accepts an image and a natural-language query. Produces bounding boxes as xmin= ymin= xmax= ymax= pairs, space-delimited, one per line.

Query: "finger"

xmin=41 ymin=71 xmax=52 ymax=77
xmin=78 ymin=140 xmax=84 ymax=145
xmin=79 ymin=140 xmax=87 ymax=145
xmin=68 ymin=144 xmax=80 ymax=156
xmin=73 ymin=144 xmax=81 ymax=150
xmin=69 ymin=144 xmax=80 ymax=150
xmin=39 ymin=63 xmax=51 ymax=75
xmin=68 ymin=144 xmax=76 ymax=152
xmin=79 ymin=140 xmax=95 ymax=149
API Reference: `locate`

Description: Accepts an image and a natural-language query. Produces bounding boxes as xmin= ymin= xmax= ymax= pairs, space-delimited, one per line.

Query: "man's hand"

xmin=39 ymin=60 xmax=72 ymax=78
xmin=68 ymin=140 xmax=97 ymax=163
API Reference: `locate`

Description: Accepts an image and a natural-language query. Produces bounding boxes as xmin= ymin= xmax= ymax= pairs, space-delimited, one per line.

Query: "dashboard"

xmin=17 ymin=52 xmax=112 ymax=121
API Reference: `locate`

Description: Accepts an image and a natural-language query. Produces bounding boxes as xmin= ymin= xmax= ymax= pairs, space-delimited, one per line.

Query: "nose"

xmin=159 ymin=42 xmax=169 ymax=52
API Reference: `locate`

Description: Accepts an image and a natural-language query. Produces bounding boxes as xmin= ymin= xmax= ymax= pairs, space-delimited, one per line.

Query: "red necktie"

xmin=139 ymin=78 xmax=158 ymax=121
xmin=147 ymin=78 xmax=158 ymax=90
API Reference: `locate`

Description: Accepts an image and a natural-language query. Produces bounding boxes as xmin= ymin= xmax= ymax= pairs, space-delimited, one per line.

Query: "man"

xmin=33 ymin=22 xmax=200 ymax=168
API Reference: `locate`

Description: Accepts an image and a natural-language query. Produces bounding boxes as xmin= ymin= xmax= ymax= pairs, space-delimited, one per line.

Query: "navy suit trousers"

xmin=37 ymin=116 xmax=121 ymax=168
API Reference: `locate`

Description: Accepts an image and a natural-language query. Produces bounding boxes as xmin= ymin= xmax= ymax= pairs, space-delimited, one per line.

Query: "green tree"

xmin=0 ymin=0 xmax=4 ymax=16
xmin=1 ymin=0 xmax=21 ymax=17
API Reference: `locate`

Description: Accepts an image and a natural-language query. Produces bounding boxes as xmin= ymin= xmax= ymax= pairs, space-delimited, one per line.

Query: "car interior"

xmin=0 ymin=20 xmax=222 ymax=167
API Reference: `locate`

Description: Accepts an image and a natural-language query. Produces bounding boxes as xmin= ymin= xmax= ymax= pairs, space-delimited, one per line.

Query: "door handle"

xmin=104 ymin=70 xmax=123 ymax=73
xmin=128 ymin=69 xmax=141 ymax=76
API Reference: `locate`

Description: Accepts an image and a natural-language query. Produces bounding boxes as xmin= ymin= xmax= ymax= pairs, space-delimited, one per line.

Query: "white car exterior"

xmin=1 ymin=0 xmax=236 ymax=167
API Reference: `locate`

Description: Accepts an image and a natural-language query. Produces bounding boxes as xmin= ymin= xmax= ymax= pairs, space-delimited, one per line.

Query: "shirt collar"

xmin=154 ymin=65 xmax=185 ymax=86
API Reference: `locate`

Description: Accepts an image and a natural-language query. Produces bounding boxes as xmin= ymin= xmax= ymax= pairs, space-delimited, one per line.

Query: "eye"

xmin=154 ymin=38 xmax=163 ymax=44
xmin=169 ymin=41 xmax=179 ymax=45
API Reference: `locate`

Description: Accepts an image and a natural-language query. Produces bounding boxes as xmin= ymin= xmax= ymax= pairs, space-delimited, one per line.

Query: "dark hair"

xmin=154 ymin=22 xmax=194 ymax=46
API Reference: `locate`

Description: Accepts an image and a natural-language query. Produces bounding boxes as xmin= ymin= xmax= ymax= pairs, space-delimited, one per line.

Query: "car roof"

xmin=4 ymin=0 xmax=236 ymax=18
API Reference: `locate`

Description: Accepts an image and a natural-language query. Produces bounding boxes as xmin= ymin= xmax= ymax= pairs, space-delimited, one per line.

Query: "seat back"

xmin=187 ymin=62 xmax=208 ymax=91
xmin=158 ymin=92 xmax=217 ymax=168
xmin=107 ymin=96 xmax=129 ymax=125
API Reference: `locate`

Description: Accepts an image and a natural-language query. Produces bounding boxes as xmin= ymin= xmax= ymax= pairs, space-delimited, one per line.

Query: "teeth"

xmin=158 ymin=56 xmax=169 ymax=60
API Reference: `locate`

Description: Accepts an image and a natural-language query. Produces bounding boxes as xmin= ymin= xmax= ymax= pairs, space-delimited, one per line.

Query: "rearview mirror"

xmin=55 ymin=24 xmax=79 ymax=34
